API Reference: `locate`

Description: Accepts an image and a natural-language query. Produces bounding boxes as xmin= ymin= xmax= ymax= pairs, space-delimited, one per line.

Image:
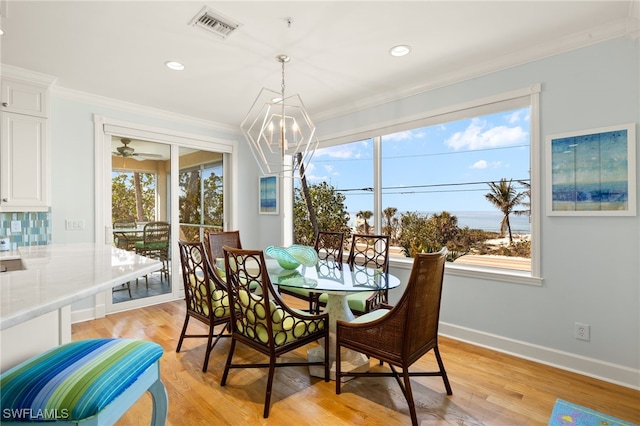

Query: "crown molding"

xmin=313 ymin=18 xmax=632 ymax=124
xmin=0 ymin=64 xmax=57 ymax=87
xmin=51 ymin=85 xmax=241 ymax=135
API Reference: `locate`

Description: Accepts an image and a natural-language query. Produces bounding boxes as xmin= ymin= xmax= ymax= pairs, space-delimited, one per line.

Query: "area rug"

xmin=548 ymin=398 xmax=636 ymax=426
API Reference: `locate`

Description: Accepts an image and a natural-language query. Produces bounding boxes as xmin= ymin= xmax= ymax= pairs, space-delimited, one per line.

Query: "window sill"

xmin=389 ymin=256 xmax=543 ymax=287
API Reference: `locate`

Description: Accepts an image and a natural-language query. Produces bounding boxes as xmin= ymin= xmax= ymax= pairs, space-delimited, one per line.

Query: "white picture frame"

xmin=259 ymin=175 xmax=279 ymax=215
xmin=545 ymin=123 xmax=636 ymax=216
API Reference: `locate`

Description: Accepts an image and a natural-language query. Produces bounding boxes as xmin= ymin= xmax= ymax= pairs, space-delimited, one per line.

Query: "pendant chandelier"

xmin=241 ymin=54 xmax=318 ymax=177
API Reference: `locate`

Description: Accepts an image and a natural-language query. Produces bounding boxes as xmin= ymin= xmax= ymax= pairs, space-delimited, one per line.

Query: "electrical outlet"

xmin=575 ymin=322 xmax=590 ymax=341
xmin=10 ymin=220 xmax=21 ymax=233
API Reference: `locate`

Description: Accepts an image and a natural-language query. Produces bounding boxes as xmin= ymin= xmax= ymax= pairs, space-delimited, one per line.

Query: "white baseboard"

xmin=71 ymin=307 xmax=99 ymax=324
xmin=439 ymin=322 xmax=640 ymax=390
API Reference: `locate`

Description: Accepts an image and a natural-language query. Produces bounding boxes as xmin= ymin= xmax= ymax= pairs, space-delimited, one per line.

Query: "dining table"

xmin=267 ymin=259 xmax=400 ymax=381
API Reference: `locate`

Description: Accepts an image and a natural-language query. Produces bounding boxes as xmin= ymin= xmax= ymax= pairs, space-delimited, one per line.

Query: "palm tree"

xmin=485 ymin=178 xmax=525 ymax=243
xmin=383 ymin=207 xmax=398 ymax=241
xmin=356 ymin=210 xmax=373 ymax=235
xmin=514 ymin=180 xmax=531 ymax=218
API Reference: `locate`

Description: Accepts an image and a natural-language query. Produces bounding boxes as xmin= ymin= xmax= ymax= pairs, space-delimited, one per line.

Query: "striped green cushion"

xmin=0 ymin=338 xmax=163 ymax=422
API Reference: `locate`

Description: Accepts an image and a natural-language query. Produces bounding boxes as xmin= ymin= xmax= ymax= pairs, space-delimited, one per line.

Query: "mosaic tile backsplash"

xmin=0 ymin=211 xmax=51 ymax=249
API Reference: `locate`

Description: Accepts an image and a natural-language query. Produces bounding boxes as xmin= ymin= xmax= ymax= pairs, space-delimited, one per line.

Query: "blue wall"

xmin=315 ymin=37 xmax=640 ymax=388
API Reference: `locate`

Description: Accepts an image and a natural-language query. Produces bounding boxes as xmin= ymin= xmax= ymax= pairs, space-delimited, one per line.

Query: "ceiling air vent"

xmin=188 ymin=7 xmax=241 ymax=40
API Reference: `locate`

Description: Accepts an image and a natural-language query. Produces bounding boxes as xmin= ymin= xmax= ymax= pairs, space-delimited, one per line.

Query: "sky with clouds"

xmin=302 ymin=107 xmax=531 ymax=214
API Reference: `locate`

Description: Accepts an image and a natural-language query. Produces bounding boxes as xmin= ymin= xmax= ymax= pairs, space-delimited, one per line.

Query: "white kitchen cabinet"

xmin=1 ymin=77 xmax=49 ymax=117
xmin=0 ymin=76 xmax=51 ymax=212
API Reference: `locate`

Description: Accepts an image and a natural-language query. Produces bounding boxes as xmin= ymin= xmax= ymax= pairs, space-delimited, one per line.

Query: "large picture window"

xmin=294 ymin=88 xmax=539 ymax=278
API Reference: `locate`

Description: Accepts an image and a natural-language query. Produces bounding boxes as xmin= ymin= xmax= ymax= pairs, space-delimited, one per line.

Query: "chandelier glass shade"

xmin=241 ymin=55 xmax=318 ymax=177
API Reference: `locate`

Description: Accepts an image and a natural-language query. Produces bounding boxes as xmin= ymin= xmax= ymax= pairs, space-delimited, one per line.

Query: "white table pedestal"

xmin=308 ymin=293 xmax=370 ymax=381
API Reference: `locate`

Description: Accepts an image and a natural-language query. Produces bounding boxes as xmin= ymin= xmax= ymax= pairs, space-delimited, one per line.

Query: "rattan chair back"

xmin=347 ymin=234 xmax=390 ymax=272
xmin=335 ymin=248 xmax=451 ymax=425
xmin=346 ymin=234 xmax=390 ymax=311
xmin=314 ymin=231 xmax=345 ymax=263
xmin=221 ymin=246 xmax=330 ymax=418
xmin=176 ymin=240 xmax=230 ymax=372
xmin=207 ymin=230 xmax=242 ymax=262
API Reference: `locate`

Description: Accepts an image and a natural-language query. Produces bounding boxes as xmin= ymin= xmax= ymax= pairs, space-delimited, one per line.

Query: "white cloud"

xmin=445 ymin=118 xmax=527 ymax=150
xmin=471 ymin=160 xmax=503 ymax=169
xmin=506 ymin=110 xmax=522 ymax=124
xmin=316 ymin=145 xmax=358 ymax=159
xmin=384 ymin=130 xmax=414 ymax=142
xmin=323 ymin=165 xmax=338 ymax=175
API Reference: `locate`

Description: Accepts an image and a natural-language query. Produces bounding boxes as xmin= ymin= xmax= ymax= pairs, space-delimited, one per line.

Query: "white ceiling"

xmin=1 ymin=1 xmax=638 ymax=130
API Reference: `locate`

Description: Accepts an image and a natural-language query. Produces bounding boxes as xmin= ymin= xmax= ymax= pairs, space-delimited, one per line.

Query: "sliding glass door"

xmin=178 ymin=147 xmax=224 ymax=243
xmin=110 ymin=137 xmax=172 ymax=306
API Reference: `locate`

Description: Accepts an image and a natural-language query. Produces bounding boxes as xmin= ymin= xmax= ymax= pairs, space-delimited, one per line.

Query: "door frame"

xmin=93 ymin=114 xmax=237 ymax=316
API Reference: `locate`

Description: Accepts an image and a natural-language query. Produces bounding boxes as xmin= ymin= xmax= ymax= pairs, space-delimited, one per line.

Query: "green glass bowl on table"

xmin=265 ymin=245 xmax=318 ymax=270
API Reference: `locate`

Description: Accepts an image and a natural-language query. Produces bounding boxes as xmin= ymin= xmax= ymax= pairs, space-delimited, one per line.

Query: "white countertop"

xmin=0 ymin=244 xmax=162 ymax=330
xmin=0 ymin=250 xmax=21 ymax=261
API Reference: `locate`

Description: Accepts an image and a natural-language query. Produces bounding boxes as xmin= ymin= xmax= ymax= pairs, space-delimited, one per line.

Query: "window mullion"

xmin=373 ymin=136 xmax=382 ymax=234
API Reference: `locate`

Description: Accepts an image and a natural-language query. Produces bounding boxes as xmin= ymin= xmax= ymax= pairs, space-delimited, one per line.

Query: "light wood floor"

xmin=71 ymin=299 xmax=640 ymax=425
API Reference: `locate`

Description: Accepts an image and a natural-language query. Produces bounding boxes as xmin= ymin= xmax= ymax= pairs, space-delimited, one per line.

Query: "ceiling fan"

xmin=112 ymin=138 xmax=164 ymax=161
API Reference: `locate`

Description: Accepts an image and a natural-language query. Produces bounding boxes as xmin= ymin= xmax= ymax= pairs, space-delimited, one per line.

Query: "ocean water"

xmin=349 ymin=211 xmax=531 ymax=234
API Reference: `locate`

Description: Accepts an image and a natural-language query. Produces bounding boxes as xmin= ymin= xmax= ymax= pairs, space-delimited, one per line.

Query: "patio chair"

xmin=113 ymin=220 xmax=138 ymax=250
xmin=135 ymin=221 xmax=170 ymax=287
xmin=278 ymin=231 xmax=344 ymax=313
xmin=176 ymin=240 xmax=231 ymax=372
xmin=335 ymin=248 xmax=451 ymax=426
xmin=221 ymin=246 xmax=329 ymax=418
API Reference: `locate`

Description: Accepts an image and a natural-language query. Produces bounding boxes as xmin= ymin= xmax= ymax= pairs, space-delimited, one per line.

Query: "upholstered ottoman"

xmin=0 ymin=338 xmax=168 ymax=425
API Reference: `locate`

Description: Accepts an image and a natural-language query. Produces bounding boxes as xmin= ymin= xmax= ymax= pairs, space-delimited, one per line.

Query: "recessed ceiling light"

xmin=389 ymin=45 xmax=411 ymax=57
xmin=165 ymin=61 xmax=185 ymax=71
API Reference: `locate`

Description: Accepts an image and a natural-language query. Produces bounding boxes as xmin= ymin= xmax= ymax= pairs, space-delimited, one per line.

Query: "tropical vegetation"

xmin=293 ymin=177 xmax=530 ymax=260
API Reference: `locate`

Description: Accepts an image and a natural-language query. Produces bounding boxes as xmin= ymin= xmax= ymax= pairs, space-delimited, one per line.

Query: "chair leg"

xmin=176 ymin=316 xmax=190 ymax=353
xmin=402 ymin=370 xmax=418 ymax=426
xmin=335 ymin=340 xmax=342 ymax=393
xmin=434 ymin=345 xmax=453 ymax=395
xmin=148 ymin=376 xmax=169 ymax=426
xmin=220 ymin=339 xmax=236 ymax=386
xmin=202 ymin=322 xmax=216 ymax=373
xmin=263 ymin=357 xmax=277 ymax=418
xmin=324 ymin=333 xmax=330 ymax=382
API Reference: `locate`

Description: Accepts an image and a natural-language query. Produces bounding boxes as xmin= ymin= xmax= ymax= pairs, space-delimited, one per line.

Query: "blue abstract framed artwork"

xmin=259 ymin=175 xmax=279 ymax=215
xmin=546 ymin=123 xmax=636 ymax=216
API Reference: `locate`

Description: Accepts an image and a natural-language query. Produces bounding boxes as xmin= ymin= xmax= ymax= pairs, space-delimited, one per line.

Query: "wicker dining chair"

xmin=221 ymin=246 xmax=329 ymax=418
xmin=317 ymin=233 xmax=390 ymax=315
xmin=278 ymin=231 xmax=345 ymax=313
xmin=206 ymin=230 xmax=242 ymax=262
xmin=335 ymin=248 xmax=451 ymax=426
xmin=176 ymin=240 xmax=231 ymax=372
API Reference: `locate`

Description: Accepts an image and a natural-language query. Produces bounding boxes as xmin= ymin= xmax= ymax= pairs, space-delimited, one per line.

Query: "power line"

xmin=338 ymin=178 xmax=531 ymax=193
xmin=312 ymin=144 xmax=530 ymax=163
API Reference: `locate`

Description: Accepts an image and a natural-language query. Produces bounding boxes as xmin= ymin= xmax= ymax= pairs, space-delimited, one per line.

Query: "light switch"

xmin=10 ymin=221 xmax=21 ymax=233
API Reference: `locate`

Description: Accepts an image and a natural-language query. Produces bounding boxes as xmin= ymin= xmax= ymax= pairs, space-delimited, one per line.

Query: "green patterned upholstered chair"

xmin=221 ymin=246 xmax=329 ymax=418
xmin=176 ymin=240 xmax=231 ymax=373
xmin=0 ymin=338 xmax=167 ymax=425
xmin=318 ymin=233 xmax=390 ymax=315
xmin=278 ymin=231 xmax=344 ymax=314
xmin=336 ymin=248 xmax=451 ymax=426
